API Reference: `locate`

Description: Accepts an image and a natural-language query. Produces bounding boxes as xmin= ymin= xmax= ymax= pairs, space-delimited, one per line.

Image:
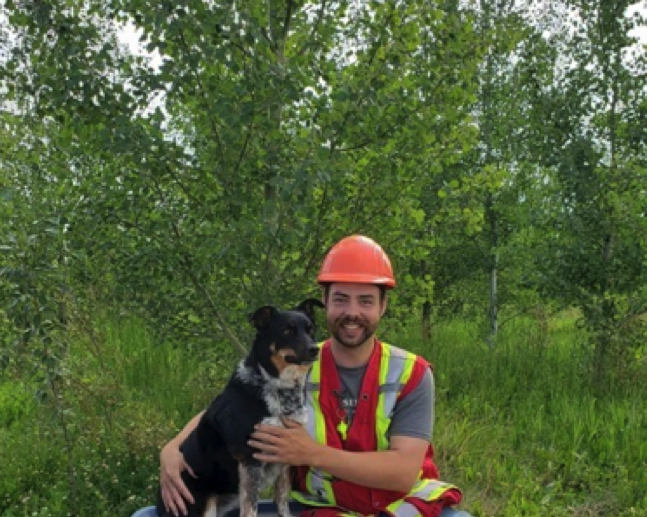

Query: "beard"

xmin=329 ymin=315 xmax=378 ymax=349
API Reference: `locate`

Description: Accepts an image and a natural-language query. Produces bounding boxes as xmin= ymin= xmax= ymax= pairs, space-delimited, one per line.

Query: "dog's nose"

xmin=307 ymin=346 xmax=320 ymax=360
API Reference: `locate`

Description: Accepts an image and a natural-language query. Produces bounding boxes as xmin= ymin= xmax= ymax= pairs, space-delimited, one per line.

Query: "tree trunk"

xmin=486 ymin=193 xmax=498 ymax=348
xmin=422 ymin=300 xmax=433 ymax=342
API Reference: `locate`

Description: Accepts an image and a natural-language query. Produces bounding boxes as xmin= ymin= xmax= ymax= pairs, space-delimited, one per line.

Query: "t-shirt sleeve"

xmin=387 ymin=367 xmax=434 ymax=442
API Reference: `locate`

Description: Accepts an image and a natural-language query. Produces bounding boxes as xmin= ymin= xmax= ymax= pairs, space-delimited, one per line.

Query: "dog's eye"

xmin=284 ymin=356 xmax=299 ymax=364
xmin=283 ymin=327 xmax=294 ymax=335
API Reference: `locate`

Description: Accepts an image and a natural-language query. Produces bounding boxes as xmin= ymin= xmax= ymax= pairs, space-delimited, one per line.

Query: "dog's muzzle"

xmin=285 ymin=346 xmax=320 ymax=366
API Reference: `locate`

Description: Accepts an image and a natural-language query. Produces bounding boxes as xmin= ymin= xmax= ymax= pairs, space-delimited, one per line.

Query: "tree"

xmin=530 ymin=0 xmax=647 ymax=385
xmin=1 ymin=0 xmax=483 ymax=352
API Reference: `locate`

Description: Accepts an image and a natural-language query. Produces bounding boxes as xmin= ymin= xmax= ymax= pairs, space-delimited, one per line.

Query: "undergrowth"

xmin=0 ymin=310 xmax=644 ymax=517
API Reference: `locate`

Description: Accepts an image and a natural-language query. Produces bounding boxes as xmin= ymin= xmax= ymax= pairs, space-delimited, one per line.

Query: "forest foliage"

xmin=1 ymin=1 xmax=646 ymax=515
xmin=1 ymin=0 xmax=646 ymax=372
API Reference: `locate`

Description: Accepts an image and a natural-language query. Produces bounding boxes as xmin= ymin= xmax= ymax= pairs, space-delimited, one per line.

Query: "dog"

xmin=156 ymin=298 xmax=324 ymax=517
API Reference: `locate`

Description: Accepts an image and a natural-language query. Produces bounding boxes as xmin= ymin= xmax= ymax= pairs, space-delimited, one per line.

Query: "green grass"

xmin=0 ymin=312 xmax=234 ymax=517
xmin=0 ymin=310 xmax=645 ymax=517
xmin=401 ymin=314 xmax=647 ymax=516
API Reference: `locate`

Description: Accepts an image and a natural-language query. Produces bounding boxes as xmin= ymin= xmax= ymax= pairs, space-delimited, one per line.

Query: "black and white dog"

xmin=156 ymin=299 xmax=324 ymax=517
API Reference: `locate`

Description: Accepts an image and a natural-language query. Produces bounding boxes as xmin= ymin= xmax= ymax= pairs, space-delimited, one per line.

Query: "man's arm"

xmin=159 ymin=410 xmax=204 ymax=517
xmin=250 ymin=421 xmax=428 ymax=493
xmin=165 ymin=410 xmax=205 ymax=451
xmin=312 ymin=434 xmax=429 ymax=493
xmin=389 ymin=367 xmax=434 ymax=441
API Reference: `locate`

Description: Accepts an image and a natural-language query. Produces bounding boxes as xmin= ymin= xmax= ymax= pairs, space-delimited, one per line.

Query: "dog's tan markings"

xmin=270 ymin=344 xmax=298 ymax=375
xmin=203 ymin=496 xmax=218 ymax=517
xmin=297 ymin=364 xmax=311 ymax=376
xmin=279 ymin=363 xmax=313 ymax=384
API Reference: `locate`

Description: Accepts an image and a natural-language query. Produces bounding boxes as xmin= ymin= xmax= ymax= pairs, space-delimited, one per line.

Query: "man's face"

xmin=324 ymin=283 xmax=386 ymax=349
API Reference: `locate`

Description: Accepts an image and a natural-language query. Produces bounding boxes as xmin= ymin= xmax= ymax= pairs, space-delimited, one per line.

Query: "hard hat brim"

xmin=317 ymin=273 xmax=396 ymax=289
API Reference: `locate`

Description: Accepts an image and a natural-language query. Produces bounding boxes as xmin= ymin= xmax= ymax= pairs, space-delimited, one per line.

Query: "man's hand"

xmin=159 ymin=441 xmax=197 ymax=517
xmin=248 ymin=418 xmax=323 ymax=466
xmin=252 ymin=424 xmax=429 ymax=494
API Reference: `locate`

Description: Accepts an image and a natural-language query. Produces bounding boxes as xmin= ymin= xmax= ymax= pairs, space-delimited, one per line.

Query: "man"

xmin=155 ymin=235 xmax=470 ymax=517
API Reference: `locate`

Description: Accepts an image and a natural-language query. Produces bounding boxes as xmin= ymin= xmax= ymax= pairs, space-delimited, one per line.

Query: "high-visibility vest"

xmin=291 ymin=339 xmax=462 ymax=517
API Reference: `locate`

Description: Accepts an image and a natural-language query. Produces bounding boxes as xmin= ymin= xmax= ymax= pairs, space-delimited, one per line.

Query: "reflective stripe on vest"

xmin=301 ymin=347 xmax=336 ymax=506
xmin=376 ymin=344 xmax=416 ymax=451
xmin=295 ymin=342 xmax=418 ymax=507
xmin=386 ymin=479 xmax=459 ymax=517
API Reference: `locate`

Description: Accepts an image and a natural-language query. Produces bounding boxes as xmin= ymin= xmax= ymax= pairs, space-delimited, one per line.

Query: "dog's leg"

xmin=239 ymin=463 xmax=262 ymax=517
xmin=274 ymin=465 xmax=293 ymax=517
xmin=204 ymin=496 xmax=218 ymax=517
xmin=215 ymin=494 xmax=239 ymax=517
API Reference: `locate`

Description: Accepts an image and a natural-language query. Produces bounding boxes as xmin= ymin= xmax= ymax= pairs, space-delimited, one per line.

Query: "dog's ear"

xmin=294 ymin=298 xmax=325 ymax=323
xmin=248 ymin=305 xmax=278 ymax=330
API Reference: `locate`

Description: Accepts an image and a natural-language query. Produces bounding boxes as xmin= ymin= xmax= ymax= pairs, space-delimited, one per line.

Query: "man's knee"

xmin=439 ymin=509 xmax=473 ymax=517
xmin=130 ymin=507 xmax=158 ymax=517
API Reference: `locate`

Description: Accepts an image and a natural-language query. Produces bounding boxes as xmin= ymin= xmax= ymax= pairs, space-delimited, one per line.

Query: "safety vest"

xmin=291 ymin=339 xmax=462 ymax=517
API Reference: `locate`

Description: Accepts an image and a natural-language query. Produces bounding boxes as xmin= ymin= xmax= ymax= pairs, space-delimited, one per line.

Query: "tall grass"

xmin=1 ymin=310 xmax=645 ymax=516
xmin=0 ymin=311 xmax=234 ymax=517
xmin=400 ymin=314 xmax=647 ymax=516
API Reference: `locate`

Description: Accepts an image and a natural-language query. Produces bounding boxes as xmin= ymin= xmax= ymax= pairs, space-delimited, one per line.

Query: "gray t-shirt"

xmin=337 ymin=363 xmax=434 ymax=442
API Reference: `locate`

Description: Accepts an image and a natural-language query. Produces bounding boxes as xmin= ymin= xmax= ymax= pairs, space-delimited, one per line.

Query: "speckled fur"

xmin=236 ymin=361 xmax=310 ymax=517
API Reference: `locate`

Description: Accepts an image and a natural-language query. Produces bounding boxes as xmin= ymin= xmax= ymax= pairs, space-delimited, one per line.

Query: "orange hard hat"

xmin=317 ymin=235 xmax=396 ymax=289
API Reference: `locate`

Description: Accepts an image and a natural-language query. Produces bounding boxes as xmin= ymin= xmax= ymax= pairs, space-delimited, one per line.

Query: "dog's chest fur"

xmin=237 ymin=361 xmax=309 ymax=422
xmin=242 ymin=361 xmax=308 ymax=479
